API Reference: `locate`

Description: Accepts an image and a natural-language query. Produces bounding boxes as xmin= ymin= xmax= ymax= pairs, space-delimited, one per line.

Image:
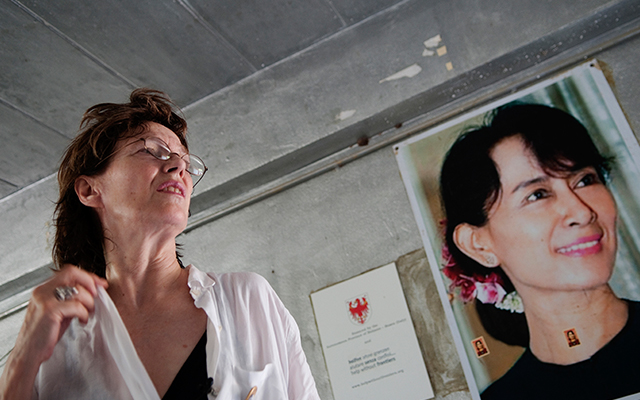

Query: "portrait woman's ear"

xmin=453 ymin=223 xmax=500 ymax=267
xmin=74 ymin=176 xmax=103 ymax=209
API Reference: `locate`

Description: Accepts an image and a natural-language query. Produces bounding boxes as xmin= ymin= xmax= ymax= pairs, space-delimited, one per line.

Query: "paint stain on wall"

xmin=379 ymin=64 xmax=422 ymax=83
xmin=423 ymin=34 xmax=442 ymax=56
xmin=336 ymin=109 xmax=356 ymax=121
xmin=379 ymin=34 xmax=452 ymax=84
xmin=422 ymin=34 xmax=452 ymax=71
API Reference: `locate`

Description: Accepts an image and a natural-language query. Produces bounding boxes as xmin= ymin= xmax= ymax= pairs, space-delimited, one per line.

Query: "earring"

xmin=485 ymin=254 xmax=497 ymax=266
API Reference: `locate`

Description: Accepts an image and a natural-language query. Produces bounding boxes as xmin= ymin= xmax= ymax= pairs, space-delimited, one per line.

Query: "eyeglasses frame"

xmin=93 ymin=136 xmax=208 ymax=188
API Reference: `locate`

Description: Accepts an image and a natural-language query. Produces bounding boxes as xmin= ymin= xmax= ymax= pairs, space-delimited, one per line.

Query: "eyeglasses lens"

xmin=144 ymin=138 xmax=207 ymax=185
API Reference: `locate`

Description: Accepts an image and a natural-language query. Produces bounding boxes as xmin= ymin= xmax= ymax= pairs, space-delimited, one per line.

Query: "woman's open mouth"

xmin=157 ymin=181 xmax=185 ymax=197
xmin=557 ymin=235 xmax=602 ymax=256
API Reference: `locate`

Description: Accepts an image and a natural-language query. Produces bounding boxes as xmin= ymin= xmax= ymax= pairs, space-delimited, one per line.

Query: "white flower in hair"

xmin=495 ymin=291 xmax=524 ymax=313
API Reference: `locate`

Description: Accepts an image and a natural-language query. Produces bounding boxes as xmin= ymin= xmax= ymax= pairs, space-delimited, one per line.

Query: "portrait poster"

xmin=310 ymin=263 xmax=434 ymax=400
xmin=394 ymin=60 xmax=640 ymax=399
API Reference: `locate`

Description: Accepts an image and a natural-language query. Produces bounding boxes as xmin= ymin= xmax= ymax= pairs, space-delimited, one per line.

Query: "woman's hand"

xmin=0 ymin=265 xmax=108 ymax=400
xmin=19 ymin=265 xmax=108 ymax=363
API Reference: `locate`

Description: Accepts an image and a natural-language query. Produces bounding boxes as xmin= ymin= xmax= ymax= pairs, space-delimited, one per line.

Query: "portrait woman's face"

xmin=474 ymin=136 xmax=617 ymax=294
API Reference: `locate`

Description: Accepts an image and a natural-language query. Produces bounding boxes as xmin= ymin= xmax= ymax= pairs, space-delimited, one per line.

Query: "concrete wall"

xmin=2 ymin=1 xmax=640 ymax=399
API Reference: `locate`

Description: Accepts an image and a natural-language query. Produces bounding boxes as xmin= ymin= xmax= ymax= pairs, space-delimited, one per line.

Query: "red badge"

xmin=347 ymin=295 xmax=370 ymax=325
xmin=471 ymin=336 xmax=490 ymax=358
xmin=564 ymin=328 xmax=581 ymax=348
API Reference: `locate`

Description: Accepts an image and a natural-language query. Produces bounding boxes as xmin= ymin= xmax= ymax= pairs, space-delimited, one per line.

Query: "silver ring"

xmin=54 ymin=286 xmax=78 ymax=302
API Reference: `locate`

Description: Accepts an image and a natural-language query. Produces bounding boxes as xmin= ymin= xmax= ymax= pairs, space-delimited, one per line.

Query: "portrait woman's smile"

xmin=478 ymin=136 xmax=618 ymax=294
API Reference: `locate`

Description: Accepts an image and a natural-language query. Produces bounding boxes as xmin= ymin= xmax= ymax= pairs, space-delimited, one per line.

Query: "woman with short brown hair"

xmin=0 ymin=88 xmax=319 ymax=400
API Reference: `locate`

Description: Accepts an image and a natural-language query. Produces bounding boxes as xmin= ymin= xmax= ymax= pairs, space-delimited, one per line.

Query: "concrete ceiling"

xmin=0 ymin=0 xmax=404 ymax=199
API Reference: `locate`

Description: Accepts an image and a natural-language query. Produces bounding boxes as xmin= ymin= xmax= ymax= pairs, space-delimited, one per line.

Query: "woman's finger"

xmin=60 ymin=284 xmax=98 ymax=323
xmin=55 ymin=264 xmax=105 ymax=297
xmin=54 ymin=298 xmax=92 ymax=326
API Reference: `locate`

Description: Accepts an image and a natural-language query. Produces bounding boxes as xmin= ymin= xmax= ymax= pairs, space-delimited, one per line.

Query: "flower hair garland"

xmin=441 ymin=240 xmax=523 ymax=313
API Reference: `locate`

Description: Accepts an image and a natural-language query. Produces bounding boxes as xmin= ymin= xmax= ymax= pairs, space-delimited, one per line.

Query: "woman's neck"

xmin=521 ymin=285 xmax=628 ymax=365
xmin=104 ymin=235 xmax=187 ymax=310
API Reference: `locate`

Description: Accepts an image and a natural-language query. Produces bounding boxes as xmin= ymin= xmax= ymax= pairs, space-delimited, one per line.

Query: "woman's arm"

xmin=0 ymin=265 xmax=107 ymax=400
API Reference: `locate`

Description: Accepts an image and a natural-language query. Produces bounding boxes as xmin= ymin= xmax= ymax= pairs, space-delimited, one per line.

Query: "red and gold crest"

xmin=346 ymin=294 xmax=370 ymax=325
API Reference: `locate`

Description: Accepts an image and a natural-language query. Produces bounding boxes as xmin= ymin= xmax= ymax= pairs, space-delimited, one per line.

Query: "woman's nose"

xmin=162 ymin=153 xmax=188 ymax=175
xmin=559 ymin=187 xmax=596 ymax=227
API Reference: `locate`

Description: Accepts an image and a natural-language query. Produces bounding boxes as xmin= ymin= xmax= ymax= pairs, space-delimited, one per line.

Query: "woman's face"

xmin=90 ymin=122 xmax=193 ymax=236
xmin=478 ymin=136 xmax=617 ymax=294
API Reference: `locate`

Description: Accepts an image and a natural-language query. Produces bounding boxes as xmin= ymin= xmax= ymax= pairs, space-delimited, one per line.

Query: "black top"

xmin=162 ymin=331 xmax=212 ymax=400
xmin=481 ymin=301 xmax=640 ymax=400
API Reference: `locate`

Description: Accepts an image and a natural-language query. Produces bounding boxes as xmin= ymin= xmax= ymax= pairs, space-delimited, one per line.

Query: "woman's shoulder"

xmin=628 ymin=299 xmax=640 ymax=317
xmin=214 ymin=271 xmax=273 ymax=292
xmin=480 ymin=348 xmax=595 ymax=399
xmin=612 ymin=299 xmax=640 ymax=345
xmin=480 ymin=349 xmax=540 ymax=399
xmin=602 ymin=299 xmax=640 ymax=356
xmin=188 ymin=265 xmax=272 ymax=292
xmin=189 ymin=265 xmax=290 ymax=321
xmin=206 ymin=270 xmax=295 ymax=331
xmin=482 ymin=307 xmax=640 ymax=400
xmin=205 ymin=269 xmax=281 ymax=307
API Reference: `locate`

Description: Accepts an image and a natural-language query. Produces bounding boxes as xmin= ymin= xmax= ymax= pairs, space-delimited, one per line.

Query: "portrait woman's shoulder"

xmin=628 ymin=300 xmax=640 ymax=324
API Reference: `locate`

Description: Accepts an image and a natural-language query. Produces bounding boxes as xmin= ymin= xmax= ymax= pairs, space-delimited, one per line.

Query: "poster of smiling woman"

xmin=394 ymin=60 xmax=640 ymax=400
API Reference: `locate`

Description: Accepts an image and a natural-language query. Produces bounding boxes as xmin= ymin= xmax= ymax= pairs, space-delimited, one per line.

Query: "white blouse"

xmin=33 ymin=265 xmax=320 ymax=400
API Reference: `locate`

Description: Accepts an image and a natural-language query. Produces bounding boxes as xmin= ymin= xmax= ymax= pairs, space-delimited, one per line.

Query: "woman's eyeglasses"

xmin=139 ymin=137 xmax=208 ymax=187
xmin=95 ymin=137 xmax=208 ymax=188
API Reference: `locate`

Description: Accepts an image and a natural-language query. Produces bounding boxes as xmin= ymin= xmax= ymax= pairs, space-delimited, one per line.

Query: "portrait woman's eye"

xmin=575 ymin=170 xmax=600 ymax=188
xmin=525 ymin=188 xmax=550 ymax=204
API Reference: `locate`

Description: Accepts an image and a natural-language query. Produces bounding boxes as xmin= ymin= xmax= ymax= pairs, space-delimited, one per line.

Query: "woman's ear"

xmin=453 ymin=223 xmax=500 ymax=268
xmin=75 ymin=176 xmax=102 ymax=208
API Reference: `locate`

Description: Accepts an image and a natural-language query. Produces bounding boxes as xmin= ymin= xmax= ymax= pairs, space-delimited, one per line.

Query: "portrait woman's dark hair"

xmin=439 ymin=103 xmax=612 ymax=346
xmin=53 ymin=88 xmax=188 ymax=277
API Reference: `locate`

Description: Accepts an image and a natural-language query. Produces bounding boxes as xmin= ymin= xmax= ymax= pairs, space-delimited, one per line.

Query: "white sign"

xmin=311 ymin=263 xmax=434 ymax=400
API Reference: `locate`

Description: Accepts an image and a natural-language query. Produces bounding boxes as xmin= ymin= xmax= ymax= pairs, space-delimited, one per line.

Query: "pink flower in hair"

xmin=475 ymin=281 xmax=507 ymax=304
xmin=441 ymin=239 xmax=506 ymax=305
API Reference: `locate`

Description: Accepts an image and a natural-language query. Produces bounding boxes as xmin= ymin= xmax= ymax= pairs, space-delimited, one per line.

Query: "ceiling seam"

xmin=0 ymin=96 xmax=70 ymax=140
xmin=322 ymin=0 xmax=347 ymax=27
xmin=176 ymin=0 xmax=258 ymax=73
xmin=10 ymin=0 xmax=137 ymax=88
xmin=0 ymin=178 xmax=18 ymax=189
xmin=0 ymin=173 xmax=56 ymax=206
